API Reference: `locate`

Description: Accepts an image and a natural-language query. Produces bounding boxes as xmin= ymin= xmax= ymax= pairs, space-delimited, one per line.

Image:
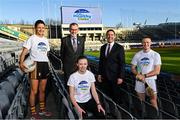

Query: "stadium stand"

xmin=123 ymin=22 xmax=180 ymax=47
xmin=48 ymin=51 xmax=136 ymax=119
xmin=143 ymin=101 xmax=159 ymax=119
xmin=0 ymin=67 xmax=28 ymax=119
xmin=0 ymin=81 xmax=15 ymax=103
xmin=0 ymin=42 xmax=179 ymax=119
xmin=87 ymin=55 xmax=180 ymax=119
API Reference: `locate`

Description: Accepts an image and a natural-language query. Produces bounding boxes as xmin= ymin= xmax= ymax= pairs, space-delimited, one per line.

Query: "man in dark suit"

xmin=98 ymin=29 xmax=125 ymax=103
xmin=60 ymin=23 xmax=85 ymax=84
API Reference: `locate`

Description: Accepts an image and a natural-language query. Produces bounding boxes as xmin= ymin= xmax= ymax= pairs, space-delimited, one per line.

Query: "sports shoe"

xmin=31 ymin=113 xmax=41 ymax=120
xmin=39 ymin=110 xmax=52 ymax=117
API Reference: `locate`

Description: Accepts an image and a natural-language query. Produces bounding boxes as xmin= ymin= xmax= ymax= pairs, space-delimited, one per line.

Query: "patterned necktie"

xmin=106 ymin=43 xmax=111 ymax=56
xmin=72 ymin=38 xmax=77 ymax=52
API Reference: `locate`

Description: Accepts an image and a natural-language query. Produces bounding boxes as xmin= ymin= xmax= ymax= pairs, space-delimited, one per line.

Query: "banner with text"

xmin=61 ymin=6 xmax=102 ymax=24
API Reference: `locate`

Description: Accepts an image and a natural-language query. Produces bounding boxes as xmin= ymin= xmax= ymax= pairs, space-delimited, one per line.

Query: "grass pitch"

xmin=85 ymin=47 xmax=180 ymax=75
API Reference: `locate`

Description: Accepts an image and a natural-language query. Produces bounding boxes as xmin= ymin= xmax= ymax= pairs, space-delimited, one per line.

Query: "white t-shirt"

xmin=67 ymin=70 xmax=96 ymax=103
xmin=131 ymin=49 xmax=161 ymax=80
xmin=23 ymin=35 xmax=50 ymax=62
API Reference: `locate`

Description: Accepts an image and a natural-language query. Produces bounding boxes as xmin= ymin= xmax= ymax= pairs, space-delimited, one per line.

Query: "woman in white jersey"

xmin=131 ymin=37 xmax=161 ymax=109
xmin=67 ymin=56 xmax=105 ymax=119
xmin=19 ymin=20 xmax=52 ymax=119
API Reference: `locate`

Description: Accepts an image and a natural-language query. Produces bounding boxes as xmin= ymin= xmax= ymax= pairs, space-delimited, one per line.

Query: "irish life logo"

xmin=73 ymin=9 xmax=92 ymax=23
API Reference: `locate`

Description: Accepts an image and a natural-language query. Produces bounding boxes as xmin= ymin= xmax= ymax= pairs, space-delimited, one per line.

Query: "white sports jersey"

xmin=23 ymin=35 xmax=50 ymax=62
xmin=131 ymin=49 xmax=161 ymax=80
xmin=67 ymin=70 xmax=96 ymax=103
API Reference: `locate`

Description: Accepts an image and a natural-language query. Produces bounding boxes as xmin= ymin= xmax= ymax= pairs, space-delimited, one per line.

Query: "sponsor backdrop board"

xmin=61 ymin=6 xmax=102 ymax=24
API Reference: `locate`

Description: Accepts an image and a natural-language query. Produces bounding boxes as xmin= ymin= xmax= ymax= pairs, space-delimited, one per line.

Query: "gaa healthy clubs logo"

xmin=73 ymin=9 xmax=92 ymax=22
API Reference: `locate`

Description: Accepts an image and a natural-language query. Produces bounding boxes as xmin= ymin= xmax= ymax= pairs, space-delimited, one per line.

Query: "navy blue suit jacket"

xmin=98 ymin=42 xmax=125 ymax=82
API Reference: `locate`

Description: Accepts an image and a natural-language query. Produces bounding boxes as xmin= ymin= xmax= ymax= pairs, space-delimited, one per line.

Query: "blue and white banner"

xmin=61 ymin=6 xmax=102 ymax=24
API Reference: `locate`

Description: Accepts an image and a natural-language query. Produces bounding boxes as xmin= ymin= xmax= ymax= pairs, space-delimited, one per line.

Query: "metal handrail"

xmin=49 ymin=52 xmax=64 ymax=74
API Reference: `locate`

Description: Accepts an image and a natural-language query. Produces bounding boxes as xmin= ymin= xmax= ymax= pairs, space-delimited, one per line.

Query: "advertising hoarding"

xmin=61 ymin=6 xmax=102 ymax=24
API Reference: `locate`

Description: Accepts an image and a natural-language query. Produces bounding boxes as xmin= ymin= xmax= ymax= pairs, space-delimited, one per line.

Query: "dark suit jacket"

xmin=60 ymin=35 xmax=85 ymax=79
xmin=98 ymin=42 xmax=125 ymax=83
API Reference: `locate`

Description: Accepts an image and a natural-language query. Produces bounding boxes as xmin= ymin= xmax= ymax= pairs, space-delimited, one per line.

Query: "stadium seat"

xmin=168 ymin=89 xmax=179 ymax=98
xmin=50 ymin=72 xmax=79 ymax=119
xmin=0 ymin=66 xmax=2 ymax=73
xmin=0 ymin=59 xmax=3 ymax=73
xmin=159 ymin=109 xmax=178 ymax=119
xmin=176 ymin=88 xmax=180 ymax=94
xmin=0 ymin=55 xmax=5 ymax=73
xmin=165 ymin=81 xmax=175 ymax=88
xmin=97 ymin=89 xmax=121 ymax=119
xmin=0 ymin=81 xmax=15 ymax=103
xmin=0 ymin=110 xmax=2 ymax=119
xmin=116 ymin=104 xmax=135 ymax=119
xmin=61 ymin=96 xmax=76 ymax=119
xmin=157 ymin=85 xmax=168 ymax=93
xmin=166 ymin=85 xmax=176 ymax=91
xmin=143 ymin=101 xmax=159 ymax=119
xmin=0 ymin=90 xmax=11 ymax=119
xmin=57 ymin=88 xmax=78 ymax=119
xmin=158 ymin=91 xmax=171 ymax=100
xmin=12 ymin=69 xmax=23 ymax=80
xmin=127 ymin=82 xmax=136 ymax=95
xmin=159 ymin=97 xmax=178 ymax=117
xmin=6 ymin=73 xmax=20 ymax=89
xmin=157 ymin=80 xmax=166 ymax=88
xmin=171 ymin=95 xmax=180 ymax=105
xmin=118 ymin=87 xmax=132 ymax=112
xmin=176 ymin=104 xmax=180 ymax=118
xmin=4 ymin=53 xmax=13 ymax=67
xmin=131 ymin=93 xmax=144 ymax=119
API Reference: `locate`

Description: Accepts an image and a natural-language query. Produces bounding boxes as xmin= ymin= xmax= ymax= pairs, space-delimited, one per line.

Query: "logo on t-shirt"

xmin=140 ymin=57 xmax=150 ymax=66
xmin=78 ymin=81 xmax=89 ymax=92
xmin=37 ymin=42 xmax=47 ymax=53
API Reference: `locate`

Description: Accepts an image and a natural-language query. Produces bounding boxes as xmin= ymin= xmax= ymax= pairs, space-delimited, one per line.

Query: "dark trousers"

xmin=99 ymin=80 xmax=123 ymax=105
xmin=78 ymin=99 xmax=105 ymax=119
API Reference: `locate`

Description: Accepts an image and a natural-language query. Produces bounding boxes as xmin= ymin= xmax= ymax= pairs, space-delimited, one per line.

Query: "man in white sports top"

xmin=131 ymin=37 xmax=161 ymax=109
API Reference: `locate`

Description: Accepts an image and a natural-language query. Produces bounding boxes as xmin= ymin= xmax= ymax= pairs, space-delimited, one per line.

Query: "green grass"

xmin=85 ymin=47 xmax=180 ymax=75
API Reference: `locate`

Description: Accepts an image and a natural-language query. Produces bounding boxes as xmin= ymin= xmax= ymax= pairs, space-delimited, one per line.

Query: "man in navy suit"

xmin=60 ymin=23 xmax=85 ymax=84
xmin=98 ymin=29 xmax=125 ymax=103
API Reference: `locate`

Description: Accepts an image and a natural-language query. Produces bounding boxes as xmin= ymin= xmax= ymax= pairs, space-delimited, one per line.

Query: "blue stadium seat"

xmin=158 ymin=91 xmax=171 ymax=100
xmin=171 ymin=95 xmax=180 ymax=105
xmin=157 ymin=85 xmax=168 ymax=93
xmin=126 ymin=82 xmax=136 ymax=95
xmin=97 ymin=89 xmax=121 ymax=119
xmin=116 ymin=105 xmax=135 ymax=119
xmin=118 ymin=87 xmax=132 ymax=112
xmin=0 ymin=90 xmax=11 ymax=119
xmin=50 ymin=73 xmax=79 ymax=119
xmin=0 ymin=55 xmax=5 ymax=73
xmin=0 ymin=110 xmax=2 ymax=119
xmin=176 ymin=104 xmax=180 ymax=118
xmin=0 ymin=81 xmax=15 ymax=103
xmin=159 ymin=97 xmax=178 ymax=117
xmin=159 ymin=109 xmax=178 ymax=119
xmin=6 ymin=74 xmax=20 ymax=89
xmin=131 ymin=93 xmax=144 ymax=118
xmin=143 ymin=101 xmax=159 ymax=119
